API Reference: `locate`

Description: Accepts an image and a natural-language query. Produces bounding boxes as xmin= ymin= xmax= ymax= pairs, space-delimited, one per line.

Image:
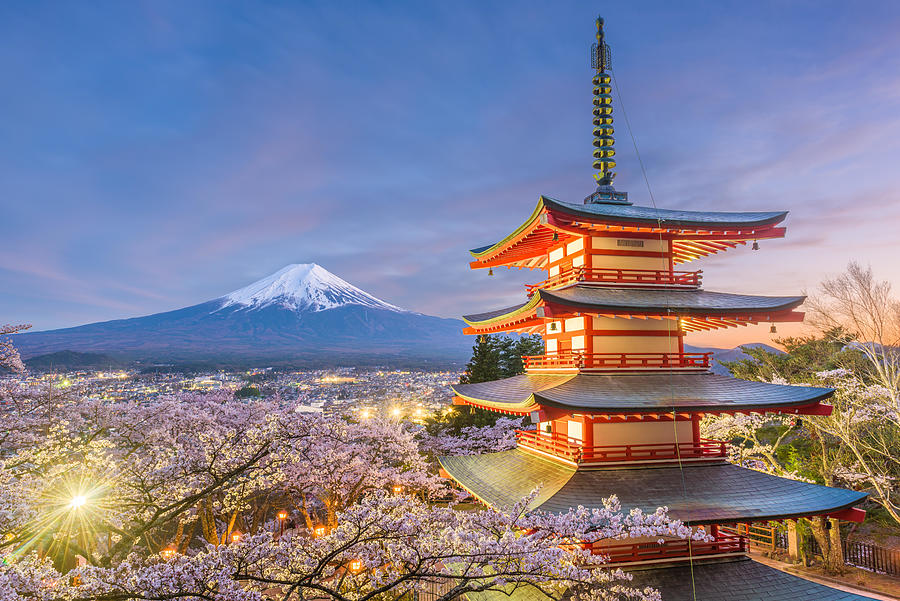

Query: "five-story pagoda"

xmin=440 ymin=16 xmax=875 ymax=601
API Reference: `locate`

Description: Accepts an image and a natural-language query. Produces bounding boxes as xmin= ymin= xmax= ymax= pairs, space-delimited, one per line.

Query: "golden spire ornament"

xmin=585 ymin=17 xmax=629 ymax=205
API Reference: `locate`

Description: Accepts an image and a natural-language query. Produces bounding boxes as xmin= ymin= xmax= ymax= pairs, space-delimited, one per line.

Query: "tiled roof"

xmin=451 ymin=372 xmax=833 ymax=413
xmin=627 ymin=557 xmax=879 ymax=601
xmin=544 ymin=196 xmax=788 ymax=228
xmin=439 ymin=449 xmax=866 ymax=523
xmin=464 ymin=558 xmax=877 ymax=601
xmin=463 ymin=287 xmax=805 ymax=324
xmin=469 ymin=197 xmax=789 ymax=257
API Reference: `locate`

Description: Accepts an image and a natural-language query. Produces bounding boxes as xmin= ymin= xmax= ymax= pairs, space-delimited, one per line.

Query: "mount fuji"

xmin=13 ymin=264 xmax=472 ymax=367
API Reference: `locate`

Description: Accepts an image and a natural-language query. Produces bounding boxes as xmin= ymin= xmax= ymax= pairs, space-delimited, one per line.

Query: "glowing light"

xmin=69 ymin=495 xmax=87 ymax=510
xmin=231 ymin=532 xmax=241 ymax=543
xmin=392 ymin=485 xmax=403 ymax=494
xmin=391 ymin=407 xmax=402 ymax=417
xmin=161 ymin=546 xmax=177 ymax=559
xmin=277 ymin=511 xmax=288 ymax=520
xmin=313 ymin=525 xmax=326 ymax=537
xmin=349 ymin=559 xmax=363 ymax=573
xmin=360 ymin=409 xmax=372 ymax=419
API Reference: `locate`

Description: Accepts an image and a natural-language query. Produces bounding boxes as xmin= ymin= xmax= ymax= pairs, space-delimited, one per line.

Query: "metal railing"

xmin=524 ymin=351 xmax=712 ymax=372
xmin=515 ymin=430 xmax=728 ymax=464
xmin=527 ymin=267 xmax=702 ymax=293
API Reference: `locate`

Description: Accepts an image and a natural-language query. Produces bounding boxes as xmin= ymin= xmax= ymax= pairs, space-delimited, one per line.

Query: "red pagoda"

xmin=440 ymin=17 xmax=873 ymax=601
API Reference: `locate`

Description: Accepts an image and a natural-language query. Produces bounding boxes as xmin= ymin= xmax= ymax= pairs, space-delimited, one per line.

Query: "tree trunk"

xmin=809 ymin=516 xmax=844 ymax=575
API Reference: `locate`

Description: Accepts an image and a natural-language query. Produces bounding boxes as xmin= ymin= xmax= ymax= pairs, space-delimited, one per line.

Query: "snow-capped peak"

xmin=219 ymin=263 xmax=407 ymax=313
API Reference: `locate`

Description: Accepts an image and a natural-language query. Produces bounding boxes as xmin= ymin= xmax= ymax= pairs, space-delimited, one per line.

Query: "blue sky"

xmin=3 ymin=1 xmax=900 ymax=347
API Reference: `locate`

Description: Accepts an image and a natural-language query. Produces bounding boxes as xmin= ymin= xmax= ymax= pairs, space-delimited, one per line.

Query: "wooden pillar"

xmin=786 ymin=520 xmax=801 ymax=562
xmin=580 ymin=414 xmax=594 ymax=447
xmin=691 ymin=414 xmax=701 ymax=443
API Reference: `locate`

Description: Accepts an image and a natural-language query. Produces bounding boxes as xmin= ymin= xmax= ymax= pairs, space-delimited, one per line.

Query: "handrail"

xmin=527 ymin=267 xmax=702 ymax=293
xmin=515 ymin=430 xmax=728 ymax=464
xmin=524 ymin=351 xmax=712 ymax=371
xmin=595 ymin=532 xmax=746 ymax=563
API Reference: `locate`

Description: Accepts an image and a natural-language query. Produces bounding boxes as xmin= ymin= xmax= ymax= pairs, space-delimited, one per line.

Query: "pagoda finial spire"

xmin=592 ymin=16 xmax=615 ymax=186
xmin=585 ymin=16 xmax=629 ymax=205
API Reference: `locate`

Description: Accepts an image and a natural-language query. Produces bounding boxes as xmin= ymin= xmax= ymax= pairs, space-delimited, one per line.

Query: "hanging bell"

xmin=769 ymin=324 xmax=777 ymax=334
xmin=552 ymin=232 xmax=559 ymax=242
xmin=752 ymin=240 xmax=760 ymax=251
xmin=488 ymin=268 xmax=494 ymax=276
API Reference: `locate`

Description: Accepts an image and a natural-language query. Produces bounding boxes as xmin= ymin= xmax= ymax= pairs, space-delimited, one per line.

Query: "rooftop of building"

xmin=451 ymin=372 xmax=833 ymax=414
xmin=439 ymin=449 xmax=866 ymax=524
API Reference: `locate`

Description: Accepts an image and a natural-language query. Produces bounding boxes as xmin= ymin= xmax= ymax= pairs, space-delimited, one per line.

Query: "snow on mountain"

xmin=219 ymin=263 xmax=407 ymax=313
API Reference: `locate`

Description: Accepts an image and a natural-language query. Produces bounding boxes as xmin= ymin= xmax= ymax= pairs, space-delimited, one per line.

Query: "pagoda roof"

xmin=463 ymin=287 xmax=805 ymax=331
xmin=451 ymin=372 xmax=833 ymax=414
xmin=469 ymin=196 xmax=789 ymax=269
xmin=465 ymin=558 xmax=880 ymax=601
xmin=628 ymin=557 xmax=878 ymax=601
xmin=439 ymin=449 xmax=866 ymax=524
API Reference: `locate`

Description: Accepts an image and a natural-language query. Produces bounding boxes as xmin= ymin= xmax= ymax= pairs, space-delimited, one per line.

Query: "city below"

xmin=3 ymin=367 xmax=461 ymax=420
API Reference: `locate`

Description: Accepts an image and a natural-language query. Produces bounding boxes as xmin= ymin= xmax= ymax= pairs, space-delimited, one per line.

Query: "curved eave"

xmin=440 ymin=450 xmax=867 ymax=525
xmin=468 ymin=196 xmax=790 ymax=268
xmin=451 ymin=373 xmax=834 ymax=414
xmin=539 ymin=288 xmax=807 ymax=317
xmin=462 ymin=294 xmax=542 ymax=329
xmin=543 ymin=196 xmax=789 ymax=230
xmin=461 ymin=289 xmax=807 ymax=335
xmin=468 ymin=198 xmax=546 ymax=261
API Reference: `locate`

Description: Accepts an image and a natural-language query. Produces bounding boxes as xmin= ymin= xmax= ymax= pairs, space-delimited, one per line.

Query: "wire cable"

xmin=610 ymin=67 xmax=699 ymax=601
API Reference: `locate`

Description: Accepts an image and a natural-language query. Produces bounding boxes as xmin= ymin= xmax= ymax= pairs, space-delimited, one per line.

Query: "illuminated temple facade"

xmin=439 ymin=17 xmax=874 ymax=601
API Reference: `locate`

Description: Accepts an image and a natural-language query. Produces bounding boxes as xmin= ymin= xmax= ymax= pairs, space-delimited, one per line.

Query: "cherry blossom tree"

xmin=1 ymin=491 xmax=692 ymax=601
xmin=0 ymin=390 xmax=693 ymax=600
xmin=0 ymin=323 xmax=30 ymax=372
xmin=416 ymin=416 xmax=525 ymax=457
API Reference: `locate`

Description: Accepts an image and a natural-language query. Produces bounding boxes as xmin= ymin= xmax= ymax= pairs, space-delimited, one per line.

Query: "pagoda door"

xmin=567 ymin=419 xmax=583 ymax=444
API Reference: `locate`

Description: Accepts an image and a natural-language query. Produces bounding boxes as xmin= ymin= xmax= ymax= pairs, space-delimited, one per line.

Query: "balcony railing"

xmin=594 ymin=532 xmax=746 ymax=564
xmin=526 ymin=267 xmax=701 ymax=293
xmin=515 ymin=430 xmax=728 ymax=465
xmin=523 ymin=351 xmax=712 ymax=372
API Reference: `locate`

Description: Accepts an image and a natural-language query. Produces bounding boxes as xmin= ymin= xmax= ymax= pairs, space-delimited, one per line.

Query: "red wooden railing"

xmin=527 ymin=267 xmax=701 ymax=293
xmin=515 ymin=430 xmax=728 ymax=464
xmin=523 ymin=351 xmax=712 ymax=371
xmin=595 ymin=532 xmax=746 ymax=563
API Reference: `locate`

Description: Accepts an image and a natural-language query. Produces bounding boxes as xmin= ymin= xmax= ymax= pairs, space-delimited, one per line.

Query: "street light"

xmin=277 ymin=510 xmax=288 ymax=537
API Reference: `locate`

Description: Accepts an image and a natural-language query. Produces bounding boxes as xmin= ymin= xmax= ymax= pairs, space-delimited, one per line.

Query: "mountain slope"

xmin=13 ymin=264 xmax=471 ymax=366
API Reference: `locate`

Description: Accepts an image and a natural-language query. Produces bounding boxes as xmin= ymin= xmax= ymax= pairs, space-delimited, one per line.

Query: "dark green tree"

xmin=234 ymin=385 xmax=261 ymax=399
xmin=458 ymin=335 xmax=502 ymax=385
xmin=441 ymin=334 xmax=543 ymax=434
